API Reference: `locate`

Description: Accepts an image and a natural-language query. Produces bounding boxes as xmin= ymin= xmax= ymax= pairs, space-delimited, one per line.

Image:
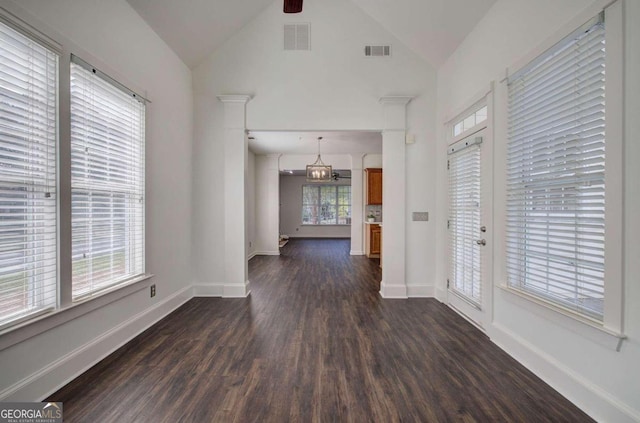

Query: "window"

xmin=453 ymin=105 xmax=487 ymax=137
xmin=302 ymin=185 xmax=351 ymax=225
xmin=506 ymin=15 xmax=606 ymax=320
xmin=0 ymin=20 xmax=58 ymax=327
xmin=70 ymin=55 xmax=145 ymax=299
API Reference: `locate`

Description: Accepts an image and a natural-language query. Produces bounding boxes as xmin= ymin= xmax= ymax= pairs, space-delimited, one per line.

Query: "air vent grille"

xmin=284 ymin=23 xmax=310 ymax=51
xmin=364 ymin=45 xmax=391 ymax=57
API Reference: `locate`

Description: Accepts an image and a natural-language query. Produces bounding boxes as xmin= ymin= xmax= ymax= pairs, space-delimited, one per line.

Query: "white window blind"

xmin=449 ymin=140 xmax=482 ymax=306
xmin=0 ymin=20 xmax=58 ymax=327
xmin=70 ymin=56 xmax=145 ymax=299
xmin=506 ymin=15 xmax=605 ymax=320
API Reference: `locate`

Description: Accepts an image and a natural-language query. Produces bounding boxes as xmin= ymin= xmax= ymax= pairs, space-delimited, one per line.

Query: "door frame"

xmin=445 ymin=87 xmax=494 ymax=330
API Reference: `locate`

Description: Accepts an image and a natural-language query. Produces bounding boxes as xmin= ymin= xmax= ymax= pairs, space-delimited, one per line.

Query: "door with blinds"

xmin=448 ymin=129 xmax=488 ymax=327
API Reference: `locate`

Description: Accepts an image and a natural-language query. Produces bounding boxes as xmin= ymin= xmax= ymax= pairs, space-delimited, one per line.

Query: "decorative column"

xmin=217 ymin=95 xmax=251 ymax=297
xmin=349 ymin=153 xmax=365 ymax=255
xmin=379 ymin=96 xmax=413 ymax=298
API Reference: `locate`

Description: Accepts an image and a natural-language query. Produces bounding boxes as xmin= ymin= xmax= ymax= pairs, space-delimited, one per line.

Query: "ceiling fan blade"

xmin=284 ymin=0 xmax=303 ymax=13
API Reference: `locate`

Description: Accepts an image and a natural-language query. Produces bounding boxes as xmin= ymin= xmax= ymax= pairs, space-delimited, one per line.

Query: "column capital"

xmin=217 ymin=94 xmax=252 ymax=104
xmin=380 ymin=96 xmax=414 ymax=132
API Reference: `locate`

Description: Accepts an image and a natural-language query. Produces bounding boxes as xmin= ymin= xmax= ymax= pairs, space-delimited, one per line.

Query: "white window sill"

xmin=0 ymin=274 xmax=154 ymax=352
xmin=498 ymin=285 xmax=626 ymax=351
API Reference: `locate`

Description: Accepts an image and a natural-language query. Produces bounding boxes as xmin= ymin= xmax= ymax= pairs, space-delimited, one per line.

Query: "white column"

xmin=350 ymin=153 xmax=365 ymax=255
xmin=379 ymin=96 xmax=413 ymax=298
xmin=218 ymin=95 xmax=251 ymax=297
xmin=255 ymin=154 xmax=281 ymax=255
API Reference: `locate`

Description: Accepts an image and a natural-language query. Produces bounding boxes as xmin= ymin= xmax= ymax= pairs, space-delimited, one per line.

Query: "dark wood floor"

xmin=48 ymin=239 xmax=593 ymax=422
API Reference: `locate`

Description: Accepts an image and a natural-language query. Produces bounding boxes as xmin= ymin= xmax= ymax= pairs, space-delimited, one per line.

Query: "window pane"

xmin=462 ymin=114 xmax=476 ymax=132
xmin=0 ymin=21 xmax=58 ymax=327
xmin=320 ymin=186 xmax=336 ymax=205
xmin=319 ymin=205 xmax=336 ymax=224
xmin=302 ymin=205 xmax=318 ymax=224
xmin=337 ymin=205 xmax=351 ymax=224
xmin=70 ymin=58 xmax=145 ymax=299
xmin=453 ymin=122 xmax=463 ymax=137
xmin=302 ymin=185 xmax=318 ymax=204
xmin=338 ymin=186 xmax=351 ymax=205
xmin=475 ymin=106 xmax=487 ymax=124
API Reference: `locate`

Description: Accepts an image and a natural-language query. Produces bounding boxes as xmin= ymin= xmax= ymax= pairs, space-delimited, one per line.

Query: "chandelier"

xmin=306 ymin=137 xmax=332 ymax=182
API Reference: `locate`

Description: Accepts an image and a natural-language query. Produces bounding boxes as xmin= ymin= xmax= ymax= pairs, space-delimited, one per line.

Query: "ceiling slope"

xmin=126 ymin=0 xmax=274 ymax=68
xmin=350 ymin=0 xmax=496 ymax=67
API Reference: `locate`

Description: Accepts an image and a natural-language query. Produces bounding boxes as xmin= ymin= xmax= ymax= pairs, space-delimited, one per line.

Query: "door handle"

xmin=476 ymin=239 xmax=486 ymax=246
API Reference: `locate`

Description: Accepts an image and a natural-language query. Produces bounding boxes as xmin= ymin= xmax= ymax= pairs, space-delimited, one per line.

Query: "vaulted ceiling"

xmin=126 ymin=0 xmax=496 ymax=69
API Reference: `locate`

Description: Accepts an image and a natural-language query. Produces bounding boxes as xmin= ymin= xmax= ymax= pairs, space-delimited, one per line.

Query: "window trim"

xmin=496 ymin=2 xmax=624 ymax=341
xmin=69 ymin=55 xmax=147 ymax=300
xmin=0 ymin=14 xmax=60 ymax=329
xmin=0 ymin=6 xmax=153 ymax=341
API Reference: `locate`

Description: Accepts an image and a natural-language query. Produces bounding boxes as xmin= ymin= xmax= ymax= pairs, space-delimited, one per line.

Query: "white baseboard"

xmin=490 ymin=323 xmax=640 ymax=423
xmin=350 ymin=250 xmax=365 ymax=256
xmin=247 ymin=252 xmax=257 ymax=260
xmin=255 ymin=251 xmax=280 ymax=256
xmin=407 ymin=285 xmax=434 ymax=297
xmin=223 ymin=282 xmax=251 ymax=298
xmin=0 ymin=285 xmax=193 ymax=402
xmin=193 ymin=282 xmax=251 ymax=298
xmin=193 ymin=283 xmax=224 ymax=297
xmin=379 ymin=281 xmax=408 ymax=299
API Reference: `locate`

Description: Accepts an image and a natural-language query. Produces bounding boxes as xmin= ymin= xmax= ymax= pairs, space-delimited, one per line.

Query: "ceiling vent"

xmin=284 ymin=23 xmax=310 ymax=51
xmin=364 ymin=45 xmax=391 ymax=57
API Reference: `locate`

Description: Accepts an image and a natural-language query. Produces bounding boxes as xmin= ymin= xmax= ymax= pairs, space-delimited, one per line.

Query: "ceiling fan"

xmin=284 ymin=0 xmax=303 ymax=13
xmin=332 ymin=171 xmax=352 ymax=181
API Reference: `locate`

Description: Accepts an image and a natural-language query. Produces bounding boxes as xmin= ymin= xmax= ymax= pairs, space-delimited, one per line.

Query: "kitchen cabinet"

xmin=365 ymin=223 xmax=381 ymax=258
xmin=365 ymin=168 xmax=382 ymax=205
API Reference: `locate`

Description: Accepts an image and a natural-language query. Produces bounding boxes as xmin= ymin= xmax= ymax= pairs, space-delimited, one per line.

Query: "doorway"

xmin=446 ymin=98 xmax=493 ymax=328
xmin=247 ymin=131 xmax=381 ymax=258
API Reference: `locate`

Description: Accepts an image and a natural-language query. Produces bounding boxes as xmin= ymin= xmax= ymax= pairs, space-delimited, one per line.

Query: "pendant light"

xmin=284 ymin=0 xmax=303 ymax=13
xmin=306 ymin=137 xmax=332 ymax=182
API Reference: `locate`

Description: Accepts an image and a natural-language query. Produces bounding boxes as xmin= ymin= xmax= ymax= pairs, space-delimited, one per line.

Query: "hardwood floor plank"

xmin=47 ymin=239 xmax=594 ymax=422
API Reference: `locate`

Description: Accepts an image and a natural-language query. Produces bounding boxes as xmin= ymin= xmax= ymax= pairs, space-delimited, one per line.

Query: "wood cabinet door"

xmin=370 ymin=225 xmax=381 ymax=254
xmin=366 ymin=168 xmax=382 ymax=205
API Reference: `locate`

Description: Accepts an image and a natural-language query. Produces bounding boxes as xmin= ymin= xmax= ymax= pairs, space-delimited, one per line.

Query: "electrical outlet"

xmin=150 ymin=284 xmax=156 ymax=297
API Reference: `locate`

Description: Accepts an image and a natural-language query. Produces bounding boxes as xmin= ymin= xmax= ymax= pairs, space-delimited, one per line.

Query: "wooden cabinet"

xmin=365 ymin=223 xmax=381 ymax=258
xmin=365 ymin=168 xmax=382 ymax=205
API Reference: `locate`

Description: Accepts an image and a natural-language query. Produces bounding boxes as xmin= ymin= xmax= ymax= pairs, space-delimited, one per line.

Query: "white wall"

xmin=254 ymin=155 xmax=280 ymax=254
xmin=436 ymin=0 xmax=640 ymax=421
xmin=363 ymin=154 xmax=382 ymax=168
xmin=280 ymin=175 xmax=351 ymax=238
xmin=0 ymin=0 xmax=193 ymax=400
xmin=192 ymin=0 xmax=437 ymax=293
